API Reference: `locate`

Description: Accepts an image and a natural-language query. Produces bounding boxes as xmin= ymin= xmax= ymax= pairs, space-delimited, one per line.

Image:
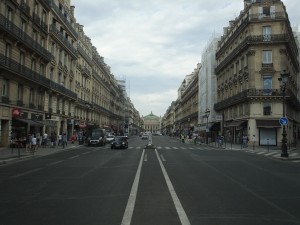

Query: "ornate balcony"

xmin=1 ymin=96 xmax=10 ymax=104
xmin=0 ymin=14 xmax=53 ymax=62
xmin=49 ymin=24 xmax=78 ymax=59
xmin=0 ymin=53 xmax=77 ymax=100
xmin=215 ymin=34 xmax=299 ymax=74
xmin=77 ymin=45 xmax=93 ymax=65
xmin=20 ymin=0 xmax=30 ymax=17
xmin=214 ymin=88 xmax=300 ymax=111
xmin=43 ymin=0 xmax=78 ymax=39
xmin=32 ymin=12 xmax=41 ymax=27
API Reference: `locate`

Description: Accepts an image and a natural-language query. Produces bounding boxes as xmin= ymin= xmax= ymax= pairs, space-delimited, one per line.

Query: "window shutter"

xmin=258 ymin=7 xmax=263 ymax=19
xmin=270 ymin=6 xmax=276 ymax=19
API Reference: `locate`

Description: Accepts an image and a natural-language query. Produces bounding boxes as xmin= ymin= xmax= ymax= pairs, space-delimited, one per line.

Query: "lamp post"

xmin=278 ymin=70 xmax=290 ymax=158
xmin=205 ymin=108 xmax=210 ymax=144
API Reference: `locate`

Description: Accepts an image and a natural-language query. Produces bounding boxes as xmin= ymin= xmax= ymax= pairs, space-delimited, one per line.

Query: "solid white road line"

xmin=160 ymin=154 xmax=166 ymax=162
xmin=68 ymin=155 xmax=80 ymax=159
xmin=11 ymin=168 xmax=42 ymax=178
xmin=121 ymin=149 xmax=145 ymax=225
xmin=155 ymin=149 xmax=191 ymax=225
xmin=47 ymin=160 xmax=65 ymax=166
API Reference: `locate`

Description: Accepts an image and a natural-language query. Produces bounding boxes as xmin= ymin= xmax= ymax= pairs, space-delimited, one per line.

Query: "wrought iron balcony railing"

xmin=0 ymin=53 xmax=77 ymax=100
xmin=44 ymin=0 xmax=78 ymax=39
xmin=0 ymin=14 xmax=53 ymax=62
xmin=49 ymin=24 xmax=78 ymax=59
xmin=215 ymin=34 xmax=299 ymax=74
xmin=20 ymin=0 xmax=30 ymax=17
xmin=214 ymin=88 xmax=300 ymax=111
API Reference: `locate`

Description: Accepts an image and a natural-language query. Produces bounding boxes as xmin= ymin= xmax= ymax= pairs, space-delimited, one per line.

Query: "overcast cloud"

xmin=73 ymin=0 xmax=300 ymax=117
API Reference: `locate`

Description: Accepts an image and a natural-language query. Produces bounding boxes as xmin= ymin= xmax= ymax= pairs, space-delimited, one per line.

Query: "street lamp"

xmin=278 ymin=70 xmax=290 ymax=157
xmin=205 ymin=108 xmax=210 ymax=144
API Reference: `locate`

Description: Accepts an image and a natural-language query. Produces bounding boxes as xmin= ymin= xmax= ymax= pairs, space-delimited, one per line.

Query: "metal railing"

xmin=0 ymin=14 xmax=53 ymax=62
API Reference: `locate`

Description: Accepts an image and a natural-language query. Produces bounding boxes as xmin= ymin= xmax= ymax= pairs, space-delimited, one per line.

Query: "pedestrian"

xmin=26 ymin=134 xmax=32 ymax=152
xmin=58 ymin=133 xmax=62 ymax=146
xmin=181 ymin=134 xmax=185 ymax=143
xmin=50 ymin=132 xmax=56 ymax=148
xmin=242 ymin=135 xmax=247 ymax=148
xmin=252 ymin=134 xmax=256 ymax=149
xmin=71 ymin=133 xmax=76 ymax=144
xmin=43 ymin=132 xmax=48 ymax=147
xmin=62 ymin=132 xmax=67 ymax=148
xmin=31 ymin=135 xmax=37 ymax=152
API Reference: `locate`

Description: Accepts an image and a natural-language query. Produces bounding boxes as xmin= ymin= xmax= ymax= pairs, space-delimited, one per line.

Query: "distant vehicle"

xmin=87 ymin=128 xmax=107 ymax=146
xmin=111 ymin=136 xmax=128 ymax=149
xmin=141 ymin=134 xmax=148 ymax=140
xmin=106 ymin=135 xmax=115 ymax=143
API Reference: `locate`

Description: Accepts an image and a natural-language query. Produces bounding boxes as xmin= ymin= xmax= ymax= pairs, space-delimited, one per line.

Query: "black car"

xmin=111 ymin=136 xmax=128 ymax=149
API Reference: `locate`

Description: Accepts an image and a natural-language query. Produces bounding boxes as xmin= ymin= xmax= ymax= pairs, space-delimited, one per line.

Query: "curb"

xmin=0 ymin=145 xmax=80 ymax=166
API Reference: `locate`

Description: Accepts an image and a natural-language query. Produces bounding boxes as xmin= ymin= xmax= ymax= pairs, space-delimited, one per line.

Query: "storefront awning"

xmin=256 ymin=119 xmax=281 ymax=128
xmin=38 ymin=120 xmax=57 ymax=127
xmin=15 ymin=119 xmax=43 ymax=127
xmin=210 ymin=122 xmax=220 ymax=131
xmin=225 ymin=120 xmax=247 ymax=128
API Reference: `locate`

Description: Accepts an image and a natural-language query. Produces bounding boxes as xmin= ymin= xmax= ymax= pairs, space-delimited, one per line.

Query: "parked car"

xmin=111 ymin=136 xmax=128 ymax=149
xmin=106 ymin=135 xmax=115 ymax=143
xmin=141 ymin=134 xmax=148 ymax=140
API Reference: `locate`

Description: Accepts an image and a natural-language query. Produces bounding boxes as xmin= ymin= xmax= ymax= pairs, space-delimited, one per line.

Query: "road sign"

xmin=279 ymin=117 xmax=288 ymax=125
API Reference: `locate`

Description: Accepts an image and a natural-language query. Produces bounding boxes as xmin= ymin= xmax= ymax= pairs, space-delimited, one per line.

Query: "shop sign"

xmin=79 ymin=121 xmax=86 ymax=128
xmin=12 ymin=108 xmax=22 ymax=118
xmin=67 ymin=119 xmax=74 ymax=125
xmin=31 ymin=113 xmax=43 ymax=121
xmin=45 ymin=113 xmax=52 ymax=119
xmin=12 ymin=109 xmax=28 ymax=119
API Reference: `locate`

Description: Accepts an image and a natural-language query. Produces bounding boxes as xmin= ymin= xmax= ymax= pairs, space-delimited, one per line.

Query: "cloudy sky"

xmin=72 ymin=0 xmax=300 ymax=117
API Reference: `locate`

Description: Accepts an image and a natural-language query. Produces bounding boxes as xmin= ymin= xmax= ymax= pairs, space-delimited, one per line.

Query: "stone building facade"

xmin=0 ymin=0 xmax=141 ymax=147
xmin=214 ymin=0 xmax=300 ymax=146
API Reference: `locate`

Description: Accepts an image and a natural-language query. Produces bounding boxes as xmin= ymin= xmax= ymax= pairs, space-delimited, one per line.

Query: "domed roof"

xmin=143 ymin=111 xmax=160 ymax=121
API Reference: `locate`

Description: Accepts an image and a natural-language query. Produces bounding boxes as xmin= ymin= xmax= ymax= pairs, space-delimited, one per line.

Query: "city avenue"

xmin=0 ymin=136 xmax=299 ymax=225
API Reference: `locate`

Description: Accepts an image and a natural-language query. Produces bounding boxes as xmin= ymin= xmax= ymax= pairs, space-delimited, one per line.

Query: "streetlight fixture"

xmin=278 ymin=70 xmax=290 ymax=157
xmin=205 ymin=108 xmax=210 ymax=144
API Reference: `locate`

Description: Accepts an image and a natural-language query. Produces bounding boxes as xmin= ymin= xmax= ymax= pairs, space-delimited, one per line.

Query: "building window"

xmin=18 ymin=84 xmax=23 ymax=101
xmin=48 ymin=95 xmax=52 ymax=110
xmin=40 ymin=63 xmax=45 ymax=76
xmin=50 ymin=68 xmax=54 ymax=80
xmin=263 ymin=26 xmax=272 ymax=41
xmin=263 ymin=103 xmax=272 ymax=115
xmin=31 ymin=59 xmax=36 ymax=71
xmin=20 ymin=52 xmax=25 ymax=66
xmin=2 ymin=79 xmax=8 ymax=97
xmin=263 ymin=75 xmax=272 ymax=95
xmin=29 ymin=88 xmax=34 ymax=103
xmin=51 ymin=42 xmax=55 ymax=55
xmin=20 ymin=19 xmax=26 ymax=33
xmin=262 ymin=50 xmax=272 ymax=64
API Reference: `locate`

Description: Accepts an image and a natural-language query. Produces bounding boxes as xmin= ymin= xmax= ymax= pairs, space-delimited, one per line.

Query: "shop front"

xmin=256 ymin=119 xmax=281 ymax=146
xmin=11 ymin=109 xmax=43 ymax=139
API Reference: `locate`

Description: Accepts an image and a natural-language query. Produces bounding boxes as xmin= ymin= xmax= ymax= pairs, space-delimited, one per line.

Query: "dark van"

xmin=87 ymin=129 xmax=107 ymax=146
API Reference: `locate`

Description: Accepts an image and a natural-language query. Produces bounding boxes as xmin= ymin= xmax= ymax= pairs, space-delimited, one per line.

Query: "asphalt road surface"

xmin=0 ymin=135 xmax=299 ymax=225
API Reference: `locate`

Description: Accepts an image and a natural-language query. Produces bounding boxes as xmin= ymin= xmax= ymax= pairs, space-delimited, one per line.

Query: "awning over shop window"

xmin=256 ymin=119 xmax=281 ymax=128
xmin=14 ymin=119 xmax=43 ymax=127
xmin=225 ymin=120 xmax=247 ymax=128
xmin=38 ymin=120 xmax=57 ymax=127
xmin=210 ymin=122 xmax=220 ymax=131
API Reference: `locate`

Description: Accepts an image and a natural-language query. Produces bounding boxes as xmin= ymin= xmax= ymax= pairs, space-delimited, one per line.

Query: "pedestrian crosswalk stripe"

xmin=264 ymin=152 xmax=279 ymax=156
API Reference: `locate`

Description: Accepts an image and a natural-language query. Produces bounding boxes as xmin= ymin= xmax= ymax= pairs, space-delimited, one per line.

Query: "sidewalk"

xmin=0 ymin=142 xmax=80 ymax=165
xmin=182 ymin=137 xmax=300 ymax=161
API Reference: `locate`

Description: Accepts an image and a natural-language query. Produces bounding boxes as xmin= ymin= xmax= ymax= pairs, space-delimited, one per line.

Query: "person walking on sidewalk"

xmin=26 ymin=134 xmax=32 ymax=152
xmin=62 ymin=132 xmax=67 ymax=148
xmin=242 ymin=135 xmax=248 ymax=148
